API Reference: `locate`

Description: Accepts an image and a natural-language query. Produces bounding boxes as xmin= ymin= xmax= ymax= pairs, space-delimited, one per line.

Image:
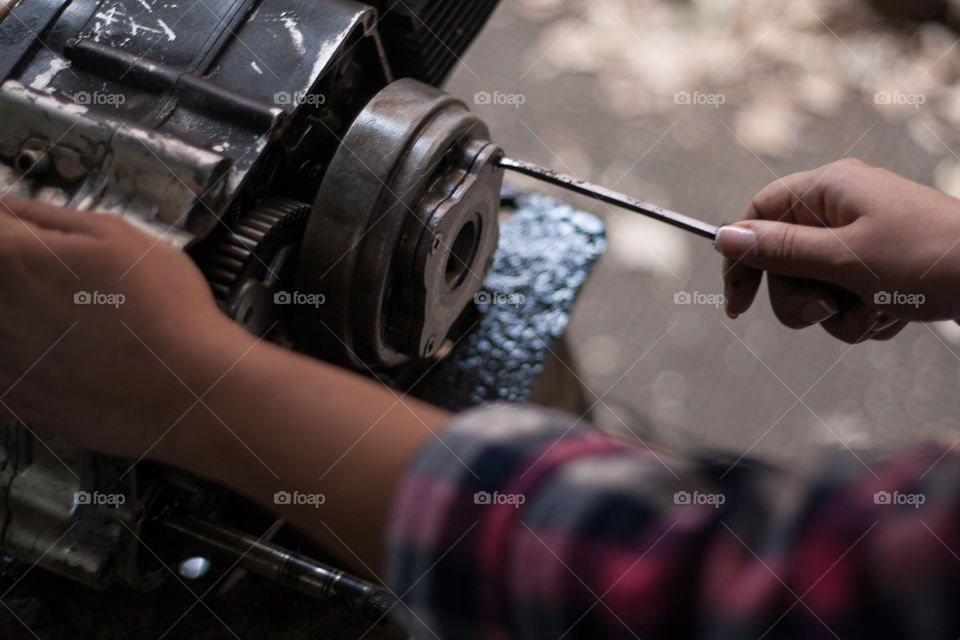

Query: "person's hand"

xmin=716 ymin=159 xmax=960 ymax=343
xmin=0 ymin=197 xmax=455 ymax=575
xmin=0 ymin=197 xmax=256 ymax=460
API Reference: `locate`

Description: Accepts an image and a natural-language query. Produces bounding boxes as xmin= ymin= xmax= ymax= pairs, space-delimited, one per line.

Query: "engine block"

xmin=0 ymin=0 xmax=500 ymax=595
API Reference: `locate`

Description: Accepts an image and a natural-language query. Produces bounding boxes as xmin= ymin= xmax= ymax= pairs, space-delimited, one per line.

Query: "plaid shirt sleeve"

xmin=386 ymin=403 xmax=960 ymax=639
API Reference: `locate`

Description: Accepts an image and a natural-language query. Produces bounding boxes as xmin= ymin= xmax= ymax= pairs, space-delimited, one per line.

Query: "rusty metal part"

xmin=0 ymin=0 xmax=389 ymax=246
xmin=295 ymin=78 xmax=503 ymax=368
xmin=0 ymin=81 xmax=229 ymax=247
xmin=0 ymin=422 xmax=163 ymax=591
xmin=165 ymin=515 xmax=396 ymax=621
xmin=499 ymin=157 xmax=719 ymax=240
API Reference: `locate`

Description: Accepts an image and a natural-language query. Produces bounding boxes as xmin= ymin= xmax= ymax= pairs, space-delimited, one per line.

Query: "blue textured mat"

xmin=429 ymin=191 xmax=606 ymax=410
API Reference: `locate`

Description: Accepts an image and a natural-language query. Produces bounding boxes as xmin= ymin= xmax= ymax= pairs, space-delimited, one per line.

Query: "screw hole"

xmin=15 ymin=152 xmax=36 ymax=173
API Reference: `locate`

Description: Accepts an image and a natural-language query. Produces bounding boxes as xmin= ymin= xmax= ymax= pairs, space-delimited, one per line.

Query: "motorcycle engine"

xmin=0 ymin=0 xmax=501 ymax=594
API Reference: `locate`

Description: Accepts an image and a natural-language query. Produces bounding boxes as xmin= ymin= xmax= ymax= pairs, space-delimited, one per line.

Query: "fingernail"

xmin=726 ymin=310 xmax=740 ymax=319
xmin=715 ymin=225 xmax=757 ymax=257
xmin=868 ymin=311 xmax=899 ymax=333
xmin=801 ymin=299 xmax=839 ymax=324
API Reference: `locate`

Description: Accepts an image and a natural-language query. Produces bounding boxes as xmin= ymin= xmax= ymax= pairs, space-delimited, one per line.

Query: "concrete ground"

xmin=447 ymin=0 xmax=960 ymax=468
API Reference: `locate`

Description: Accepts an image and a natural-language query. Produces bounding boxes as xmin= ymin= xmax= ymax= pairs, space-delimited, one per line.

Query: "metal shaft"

xmin=499 ymin=157 xmax=719 ymax=240
xmin=166 ymin=515 xmax=396 ymax=622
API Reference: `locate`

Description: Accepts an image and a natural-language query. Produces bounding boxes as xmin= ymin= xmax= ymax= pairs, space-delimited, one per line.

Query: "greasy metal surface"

xmin=0 ymin=422 xmax=156 ymax=590
xmin=500 ymin=157 xmax=719 ymax=240
xmin=295 ymin=78 xmax=503 ymax=369
xmin=0 ymin=81 xmax=228 ymax=245
xmin=428 ymin=190 xmax=606 ymax=410
xmin=65 ymin=38 xmax=285 ymax=132
xmin=0 ymin=0 xmax=67 ymax=80
xmin=5 ymin=0 xmax=388 ymax=239
xmin=395 ymin=138 xmax=504 ymax=360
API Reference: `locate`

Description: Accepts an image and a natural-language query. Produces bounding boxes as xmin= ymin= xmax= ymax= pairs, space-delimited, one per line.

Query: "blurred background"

xmin=446 ymin=0 xmax=960 ymax=466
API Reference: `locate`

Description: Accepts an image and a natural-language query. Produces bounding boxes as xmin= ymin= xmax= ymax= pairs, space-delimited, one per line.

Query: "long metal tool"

xmin=165 ymin=515 xmax=397 ymax=622
xmin=499 ymin=157 xmax=719 ymax=240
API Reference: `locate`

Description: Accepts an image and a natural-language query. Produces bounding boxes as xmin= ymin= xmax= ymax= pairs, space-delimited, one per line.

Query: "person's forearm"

xmin=159 ymin=336 xmax=451 ymax=579
xmin=0 ymin=194 xmax=449 ymax=578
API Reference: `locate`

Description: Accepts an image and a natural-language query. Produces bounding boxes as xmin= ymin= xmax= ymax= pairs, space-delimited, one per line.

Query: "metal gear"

xmin=202 ymin=197 xmax=312 ymax=338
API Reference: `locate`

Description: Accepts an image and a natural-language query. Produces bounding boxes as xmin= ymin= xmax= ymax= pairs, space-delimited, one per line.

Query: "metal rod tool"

xmin=499 ymin=157 xmax=719 ymax=240
xmin=166 ymin=515 xmax=397 ymax=622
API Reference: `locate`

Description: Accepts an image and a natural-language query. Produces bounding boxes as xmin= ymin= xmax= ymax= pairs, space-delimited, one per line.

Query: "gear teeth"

xmin=201 ymin=197 xmax=312 ymax=306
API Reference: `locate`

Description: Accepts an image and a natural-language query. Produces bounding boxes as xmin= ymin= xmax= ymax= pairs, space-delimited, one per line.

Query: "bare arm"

xmin=0 ymin=196 xmax=448 ymax=578
xmin=167 ymin=338 xmax=450 ymax=577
